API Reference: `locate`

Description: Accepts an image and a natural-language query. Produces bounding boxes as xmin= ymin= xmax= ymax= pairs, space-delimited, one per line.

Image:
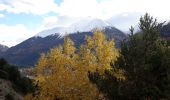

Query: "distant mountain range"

xmin=1 ymin=18 xmax=170 ymax=67
xmin=0 ymin=26 xmax=126 ymax=66
xmin=160 ymin=22 xmax=170 ymax=38
xmin=36 ymin=18 xmax=110 ymax=37
xmin=0 ymin=44 xmax=8 ymax=53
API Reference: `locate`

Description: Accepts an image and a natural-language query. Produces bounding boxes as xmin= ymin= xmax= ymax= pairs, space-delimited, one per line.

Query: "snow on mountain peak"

xmin=69 ymin=18 xmax=109 ymax=32
xmin=36 ymin=18 xmax=110 ymax=37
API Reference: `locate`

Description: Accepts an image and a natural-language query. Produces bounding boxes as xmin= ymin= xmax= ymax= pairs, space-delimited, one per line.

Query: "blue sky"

xmin=0 ymin=0 xmax=170 ymax=47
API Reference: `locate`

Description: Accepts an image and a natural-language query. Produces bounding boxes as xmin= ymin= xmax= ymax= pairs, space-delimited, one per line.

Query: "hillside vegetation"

xmin=0 ymin=13 xmax=170 ymax=100
xmin=24 ymin=13 xmax=170 ymax=100
xmin=0 ymin=58 xmax=35 ymax=100
xmin=0 ymin=78 xmax=23 ymax=100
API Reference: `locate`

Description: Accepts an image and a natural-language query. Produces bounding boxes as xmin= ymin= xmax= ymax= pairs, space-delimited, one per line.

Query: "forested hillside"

xmin=0 ymin=58 xmax=35 ymax=100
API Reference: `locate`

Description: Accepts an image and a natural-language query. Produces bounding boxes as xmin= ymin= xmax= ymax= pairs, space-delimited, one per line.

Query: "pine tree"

xmin=117 ymin=13 xmax=170 ymax=99
xmin=89 ymin=13 xmax=170 ymax=99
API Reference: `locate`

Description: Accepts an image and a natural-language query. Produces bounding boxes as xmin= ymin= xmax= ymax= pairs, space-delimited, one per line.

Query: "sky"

xmin=0 ymin=0 xmax=170 ymax=47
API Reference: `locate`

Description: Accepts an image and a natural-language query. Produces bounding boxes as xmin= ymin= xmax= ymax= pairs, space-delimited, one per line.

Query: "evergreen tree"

xmin=0 ymin=58 xmax=35 ymax=94
xmin=118 ymin=13 xmax=170 ymax=99
xmin=89 ymin=13 xmax=170 ymax=99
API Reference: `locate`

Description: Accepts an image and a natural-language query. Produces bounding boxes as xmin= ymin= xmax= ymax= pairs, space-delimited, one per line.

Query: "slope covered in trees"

xmin=0 ymin=58 xmax=35 ymax=100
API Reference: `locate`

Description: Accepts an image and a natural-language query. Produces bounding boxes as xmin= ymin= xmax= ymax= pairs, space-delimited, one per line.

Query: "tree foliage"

xmin=26 ymin=31 xmax=124 ymax=100
xmin=118 ymin=13 xmax=170 ymax=99
xmin=123 ymin=13 xmax=170 ymax=99
xmin=24 ymin=13 xmax=170 ymax=100
xmin=0 ymin=58 xmax=35 ymax=94
xmin=88 ymin=13 xmax=170 ymax=99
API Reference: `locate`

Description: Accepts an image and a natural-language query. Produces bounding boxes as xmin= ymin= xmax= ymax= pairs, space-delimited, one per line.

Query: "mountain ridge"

xmin=0 ymin=44 xmax=9 ymax=53
xmin=1 ymin=26 xmax=126 ymax=66
xmin=36 ymin=18 xmax=111 ymax=37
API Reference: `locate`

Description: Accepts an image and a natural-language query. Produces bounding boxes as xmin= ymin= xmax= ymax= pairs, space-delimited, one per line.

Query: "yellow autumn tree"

xmin=79 ymin=30 xmax=125 ymax=80
xmin=25 ymin=30 xmax=125 ymax=100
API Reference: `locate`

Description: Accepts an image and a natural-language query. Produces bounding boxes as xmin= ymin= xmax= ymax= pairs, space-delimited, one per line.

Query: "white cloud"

xmin=1 ymin=0 xmax=170 ymax=21
xmin=50 ymin=0 xmax=170 ymax=31
xmin=107 ymin=12 xmax=142 ymax=31
xmin=41 ymin=15 xmax=84 ymax=29
xmin=113 ymin=0 xmax=170 ymax=20
xmin=42 ymin=16 xmax=59 ymax=29
xmin=57 ymin=0 xmax=170 ymax=20
xmin=58 ymin=0 xmax=101 ymax=18
xmin=1 ymin=0 xmax=170 ymax=46
xmin=0 ymin=13 xmax=4 ymax=18
xmin=0 ymin=3 xmax=9 ymax=11
xmin=0 ymin=0 xmax=59 ymax=15
xmin=0 ymin=24 xmax=35 ymax=47
xmin=1 ymin=0 xmax=170 ymax=19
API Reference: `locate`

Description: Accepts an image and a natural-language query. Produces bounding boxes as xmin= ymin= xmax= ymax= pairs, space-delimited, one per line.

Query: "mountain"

xmin=1 ymin=26 xmax=126 ymax=66
xmin=36 ymin=18 xmax=110 ymax=37
xmin=0 ymin=44 xmax=8 ymax=53
xmin=69 ymin=18 xmax=109 ymax=32
xmin=160 ymin=22 xmax=170 ymax=38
